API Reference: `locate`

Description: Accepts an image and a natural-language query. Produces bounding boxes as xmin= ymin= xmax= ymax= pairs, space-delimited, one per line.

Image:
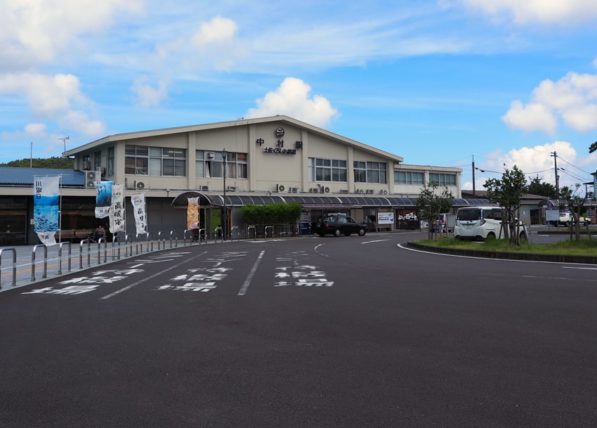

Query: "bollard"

xmin=58 ymin=241 xmax=72 ymax=275
xmin=247 ymin=225 xmax=256 ymax=239
xmin=31 ymin=244 xmax=48 ymax=281
xmin=169 ymin=230 xmax=174 ymax=249
xmin=124 ymin=234 xmax=129 ymax=257
xmin=112 ymin=235 xmax=121 ymax=260
xmin=231 ymin=226 xmax=239 ymax=241
xmin=157 ymin=231 xmax=162 ymax=250
xmin=97 ymin=238 xmax=106 ymax=264
xmin=79 ymin=239 xmax=90 ymax=269
xmin=183 ymin=229 xmax=189 ymax=246
xmin=0 ymin=248 xmax=17 ymax=288
xmin=198 ymin=228 xmax=205 ymax=244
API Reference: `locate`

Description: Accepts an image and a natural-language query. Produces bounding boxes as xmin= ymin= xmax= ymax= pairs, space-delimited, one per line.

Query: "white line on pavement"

xmin=563 ymin=266 xmax=597 ymax=271
xmin=361 ymin=239 xmax=389 ymax=245
xmin=237 ymin=250 xmax=265 ymax=296
xmin=100 ymin=251 xmax=207 ymax=300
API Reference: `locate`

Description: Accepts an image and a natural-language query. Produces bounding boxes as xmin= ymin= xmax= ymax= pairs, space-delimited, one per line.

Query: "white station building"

xmin=0 ymin=116 xmax=464 ymax=244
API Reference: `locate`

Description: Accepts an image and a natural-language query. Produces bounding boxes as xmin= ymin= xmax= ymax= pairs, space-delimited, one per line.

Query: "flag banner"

xmin=95 ymin=181 xmax=113 ymax=219
xmin=109 ymin=184 xmax=125 ymax=233
xmin=187 ymin=197 xmax=199 ymax=230
xmin=33 ymin=176 xmax=60 ymax=246
xmin=131 ymin=193 xmax=148 ymax=235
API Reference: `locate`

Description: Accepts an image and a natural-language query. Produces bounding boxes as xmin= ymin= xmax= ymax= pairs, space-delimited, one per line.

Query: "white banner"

xmin=131 ymin=193 xmax=148 ymax=235
xmin=109 ymin=184 xmax=125 ymax=233
xmin=33 ymin=176 xmax=60 ymax=246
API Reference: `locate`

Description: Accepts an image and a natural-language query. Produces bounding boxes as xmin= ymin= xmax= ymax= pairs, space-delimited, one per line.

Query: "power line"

xmin=557 ymin=155 xmax=592 ymax=176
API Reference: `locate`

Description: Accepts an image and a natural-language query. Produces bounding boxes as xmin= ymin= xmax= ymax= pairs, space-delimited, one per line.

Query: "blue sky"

xmin=2 ymin=0 xmax=597 ymax=191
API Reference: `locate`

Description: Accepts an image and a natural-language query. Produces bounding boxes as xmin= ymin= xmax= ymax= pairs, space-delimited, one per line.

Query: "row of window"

xmin=394 ymin=171 xmax=457 ymax=186
xmin=122 ymin=146 xmax=457 ymax=185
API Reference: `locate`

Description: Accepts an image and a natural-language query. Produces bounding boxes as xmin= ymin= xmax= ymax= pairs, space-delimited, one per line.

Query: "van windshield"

xmin=457 ymin=208 xmax=481 ymax=221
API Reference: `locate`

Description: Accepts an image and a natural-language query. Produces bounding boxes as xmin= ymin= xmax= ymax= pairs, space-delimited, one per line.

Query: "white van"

xmin=454 ymin=206 xmax=527 ymax=241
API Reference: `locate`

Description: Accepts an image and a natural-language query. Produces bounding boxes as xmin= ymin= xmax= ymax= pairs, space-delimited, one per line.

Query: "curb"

xmin=406 ymin=242 xmax=597 ymax=264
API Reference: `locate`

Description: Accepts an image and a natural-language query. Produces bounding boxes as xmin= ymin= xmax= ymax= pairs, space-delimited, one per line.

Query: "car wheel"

xmin=358 ymin=228 xmax=366 ymax=236
xmin=519 ymin=232 xmax=527 ymax=242
xmin=486 ymin=232 xmax=496 ymax=241
xmin=334 ymin=229 xmax=341 ymax=237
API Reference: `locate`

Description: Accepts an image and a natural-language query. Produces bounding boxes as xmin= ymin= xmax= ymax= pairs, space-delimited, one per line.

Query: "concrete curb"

xmin=406 ymin=242 xmax=597 ymax=265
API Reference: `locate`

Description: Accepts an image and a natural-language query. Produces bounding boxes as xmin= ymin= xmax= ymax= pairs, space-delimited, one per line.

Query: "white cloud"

xmin=457 ymin=0 xmax=597 ymax=25
xmin=25 ymin=123 xmax=47 ymax=136
xmin=246 ymin=77 xmax=338 ymax=128
xmin=61 ymin=111 xmax=105 ymax=137
xmin=503 ymin=72 xmax=597 ymax=134
xmin=502 ymin=101 xmax=557 ymax=134
xmin=133 ymin=77 xmax=169 ymax=108
xmin=192 ymin=16 xmax=237 ymax=47
xmin=481 ymin=141 xmax=594 ymax=188
xmin=0 ymin=0 xmax=143 ymax=71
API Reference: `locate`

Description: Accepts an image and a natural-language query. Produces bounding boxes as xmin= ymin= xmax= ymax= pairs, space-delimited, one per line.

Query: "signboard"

xmin=33 ymin=176 xmax=60 ymax=246
xmin=546 ymin=209 xmax=559 ymax=223
xmin=377 ymin=212 xmax=395 ymax=225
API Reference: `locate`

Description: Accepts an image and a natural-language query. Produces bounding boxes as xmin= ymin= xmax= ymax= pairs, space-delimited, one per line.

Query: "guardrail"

xmin=4 ymin=224 xmax=297 ymax=289
xmin=0 ymin=248 xmax=17 ymax=288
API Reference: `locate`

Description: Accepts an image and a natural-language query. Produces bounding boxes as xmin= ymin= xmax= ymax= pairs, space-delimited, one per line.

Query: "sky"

xmin=2 ymin=0 xmax=597 ymax=192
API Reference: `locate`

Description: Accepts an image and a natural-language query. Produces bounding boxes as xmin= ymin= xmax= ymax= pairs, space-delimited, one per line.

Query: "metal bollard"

xmin=169 ymin=230 xmax=174 ymax=248
xmin=198 ymin=228 xmax=205 ymax=244
xmin=157 ymin=231 xmax=162 ymax=250
xmin=31 ymin=244 xmax=48 ymax=281
xmin=79 ymin=239 xmax=90 ymax=269
xmin=124 ymin=234 xmax=129 ymax=257
xmin=97 ymin=238 xmax=106 ymax=264
xmin=0 ymin=248 xmax=17 ymax=288
xmin=247 ymin=225 xmax=256 ymax=239
xmin=112 ymin=235 xmax=121 ymax=260
xmin=58 ymin=241 xmax=72 ymax=275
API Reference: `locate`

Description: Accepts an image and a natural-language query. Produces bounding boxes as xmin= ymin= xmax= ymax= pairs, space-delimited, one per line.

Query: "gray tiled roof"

xmin=0 ymin=167 xmax=84 ymax=186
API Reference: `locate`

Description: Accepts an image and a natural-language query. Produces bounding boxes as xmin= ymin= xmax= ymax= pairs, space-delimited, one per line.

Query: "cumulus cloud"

xmin=457 ymin=0 xmax=597 ymax=25
xmin=246 ymin=77 xmax=338 ymax=128
xmin=133 ymin=77 xmax=169 ymax=108
xmin=192 ymin=16 xmax=237 ymax=47
xmin=503 ymin=72 xmax=597 ymax=134
xmin=480 ymin=141 xmax=594 ymax=188
xmin=0 ymin=0 xmax=143 ymax=71
xmin=0 ymin=72 xmax=104 ymax=137
xmin=25 ymin=123 xmax=47 ymax=136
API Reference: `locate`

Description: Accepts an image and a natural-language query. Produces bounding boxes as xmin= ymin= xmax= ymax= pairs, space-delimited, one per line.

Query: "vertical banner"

xmin=33 ymin=176 xmax=60 ymax=246
xmin=95 ymin=181 xmax=113 ymax=219
xmin=109 ymin=184 xmax=125 ymax=233
xmin=131 ymin=193 xmax=148 ymax=235
xmin=187 ymin=197 xmax=199 ymax=230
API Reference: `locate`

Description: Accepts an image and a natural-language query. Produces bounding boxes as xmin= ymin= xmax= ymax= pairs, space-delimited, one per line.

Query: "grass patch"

xmin=416 ymin=237 xmax=597 ymax=257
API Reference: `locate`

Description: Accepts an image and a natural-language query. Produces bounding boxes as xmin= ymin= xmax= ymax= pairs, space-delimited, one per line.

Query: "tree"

xmin=416 ymin=183 xmax=453 ymax=240
xmin=559 ymin=185 xmax=586 ymax=241
xmin=484 ymin=165 xmax=526 ymax=245
xmin=590 ymin=141 xmax=597 ymax=154
xmin=526 ymin=176 xmax=557 ymax=199
xmin=0 ymin=157 xmax=74 ymax=169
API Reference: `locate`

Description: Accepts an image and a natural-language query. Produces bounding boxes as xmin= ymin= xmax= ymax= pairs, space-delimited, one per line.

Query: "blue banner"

xmin=33 ymin=176 xmax=60 ymax=245
xmin=96 ymin=181 xmax=113 ymax=218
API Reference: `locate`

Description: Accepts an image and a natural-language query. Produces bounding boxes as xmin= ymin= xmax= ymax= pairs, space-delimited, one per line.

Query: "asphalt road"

xmin=1 ymin=231 xmax=596 ymax=427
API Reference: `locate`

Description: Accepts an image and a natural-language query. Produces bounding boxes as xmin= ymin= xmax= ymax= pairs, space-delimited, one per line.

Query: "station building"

xmin=0 ymin=116 xmax=464 ymax=244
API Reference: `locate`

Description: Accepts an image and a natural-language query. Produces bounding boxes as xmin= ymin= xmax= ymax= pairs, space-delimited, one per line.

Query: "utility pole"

xmin=222 ymin=149 xmax=227 ymax=241
xmin=59 ymin=136 xmax=69 ymax=155
xmin=30 ymin=142 xmax=33 ymax=168
xmin=550 ymin=151 xmax=559 ymax=196
xmin=472 ymin=155 xmax=476 ymax=197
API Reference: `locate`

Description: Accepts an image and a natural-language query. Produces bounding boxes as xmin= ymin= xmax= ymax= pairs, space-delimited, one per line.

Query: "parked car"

xmin=554 ymin=211 xmax=591 ymax=227
xmin=313 ymin=213 xmax=367 ymax=237
xmin=454 ymin=206 xmax=527 ymax=241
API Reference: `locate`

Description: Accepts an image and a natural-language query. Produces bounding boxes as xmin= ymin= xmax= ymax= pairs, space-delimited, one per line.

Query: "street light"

xmin=59 ymin=136 xmax=69 ymax=155
xmin=222 ymin=149 xmax=227 ymax=241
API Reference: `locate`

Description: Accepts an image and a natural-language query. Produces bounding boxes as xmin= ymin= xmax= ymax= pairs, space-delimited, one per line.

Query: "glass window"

xmin=354 ymin=161 xmax=387 ymax=183
xmin=395 ymin=171 xmax=424 ymax=184
xmin=126 ymin=144 xmax=185 ymax=176
xmin=196 ymin=150 xmax=248 ymax=179
xmin=429 ymin=173 xmax=456 ymax=186
xmin=310 ymin=157 xmax=347 ymax=182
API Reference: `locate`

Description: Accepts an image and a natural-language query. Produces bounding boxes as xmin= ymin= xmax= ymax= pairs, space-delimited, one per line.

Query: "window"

xmin=107 ymin=148 xmax=114 ymax=177
xmin=93 ymin=151 xmax=101 ymax=171
xmin=354 ymin=161 xmax=387 ymax=183
xmin=308 ymin=158 xmax=347 ymax=182
xmin=125 ymin=145 xmax=186 ymax=176
xmin=394 ymin=171 xmax=424 ymax=185
xmin=196 ymin=150 xmax=248 ymax=178
xmin=429 ymin=173 xmax=456 ymax=186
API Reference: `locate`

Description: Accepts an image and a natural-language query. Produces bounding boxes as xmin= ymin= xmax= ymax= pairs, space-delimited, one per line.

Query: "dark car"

xmin=313 ymin=213 xmax=367 ymax=237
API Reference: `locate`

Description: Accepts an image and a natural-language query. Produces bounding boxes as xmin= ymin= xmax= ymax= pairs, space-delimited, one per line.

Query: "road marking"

xmin=100 ymin=251 xmax=207 ymax=300
xmin=361 ymin=239 xmax=389 ymax=245
xmin=237 ymin=250 xmax=265 ymax=296
xmin=397 ymin=243 xmax=597 ymax=266
xmin=563 ymin=266 xmax=597 ymax=271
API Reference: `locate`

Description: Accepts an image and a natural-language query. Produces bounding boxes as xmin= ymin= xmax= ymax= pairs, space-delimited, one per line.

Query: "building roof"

xmin=64 ymin=115 xmax=404 ymax=163
xmin=0 ymin=167 xmax=85 ymax=187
